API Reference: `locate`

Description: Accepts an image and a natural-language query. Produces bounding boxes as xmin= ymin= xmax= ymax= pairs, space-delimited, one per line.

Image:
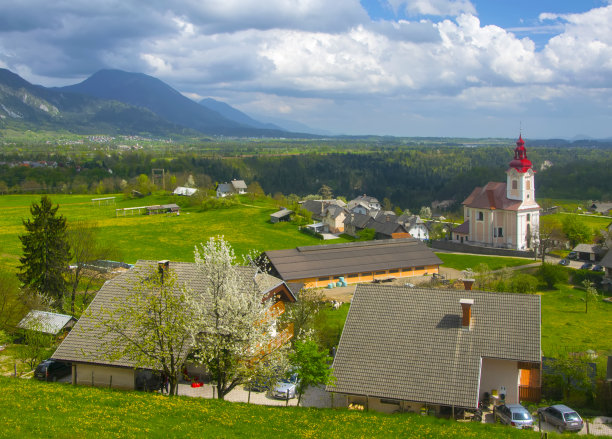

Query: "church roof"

xmin=462 ymin=182 xmax=524 ymax=211
xmin=508 ymin=135 xmax=533 ymax=173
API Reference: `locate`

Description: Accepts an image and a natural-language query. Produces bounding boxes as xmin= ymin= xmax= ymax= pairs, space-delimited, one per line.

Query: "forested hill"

xmin=1 ymin=144 xmax=610 ymax=210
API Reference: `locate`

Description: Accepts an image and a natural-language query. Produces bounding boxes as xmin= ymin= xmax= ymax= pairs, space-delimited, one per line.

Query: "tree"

xmin=582 ymin=280 xmax=599 ymax=314
xmin=549 ymin=353 xmax=594 ymax=400
xmin=18 ymin=326 xmax=54 ymax=370
xmin=318 ymin=185 xmax=333 ymax=199
xmin=0 ymin=270 xmax=28 ymax=329
xmin=419 ymin=206 xmax=432 ymax=218
xmin=357 ymin=228 xmax=376 ymax=241
xmin=289 ymin=339 xmax=335 ymax=406
xmin=18 ymin=196 xmax=71 ymax=306
xmin=66 ymin=220 xmax=121 ymax=315
xmin=247 ymin=181 xmax=265 ymax=201
xmin=562 ymin=215 xmax=591 ymax=247
xmin=382 ymin=197 xmax=393 ymax=211
xmin=538 ymin=263 xmax=569 ymax=289
xmin=184 ymin=237 xmax=287 ymax=400
xmin=96 ymin=265 xmax=192 ymax=396
xmin=280 ymin=288 xmax=324 ymax=345
xmin=537 ymin=216 xmax=566 ymax=262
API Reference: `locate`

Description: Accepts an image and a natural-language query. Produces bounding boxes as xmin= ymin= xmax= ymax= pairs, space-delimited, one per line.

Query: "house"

xmin=322 ymin=204 xmax=348 ymax=234
xmin=458 ymin=135 xmax=540 ymax=251
xmin=451 ymin=221 xmax=470 ymax=243
xmin=589 ymin=202 xmax=612 ymax=216
xmin=270 ymin=208 xmax=293 ymax=223
xmin=600 ymin=250 xmax=612 ymax=292
xmin=216 ymin=179 xmax=247 ymax=197
xmin=173 ymin=186 xmax=197 ymax=196
xmin=348 ymin=195 xmax=381 ymax=213
xmin=300 ymin=199 xmax=346 ymax=221
xmin=328 ymin=285 xmax=542 ymax=414
xmin=343 ymin=212 xmax=374 ymax=237
xmin=51 ymin=260 xmax=295 ymax=390
xmin=397 ymin=214 xmax=429 ymax=241
xmin=264 ymin=238 xmax=442 ymax=288
xmin=18 ymin=310 xmax=76 ymax=336
xmin=572 ymin=243 xmax=606 ymax=262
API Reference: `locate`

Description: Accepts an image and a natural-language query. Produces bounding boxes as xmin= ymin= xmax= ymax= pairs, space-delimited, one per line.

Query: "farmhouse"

xmin=216 ymin=179 xmax=247 ymax=197
xmin=52 ymin=260 xmax=295 ymax=390
xmin=264 ymin=238 xmax=441 ymax=288
xmin=328 ymin=285 xmax=541 ymax=414
xmin=18 ymin=310 xmax=76 ymax=336
xmin=458 ymin=136 xmax=540 ymax=251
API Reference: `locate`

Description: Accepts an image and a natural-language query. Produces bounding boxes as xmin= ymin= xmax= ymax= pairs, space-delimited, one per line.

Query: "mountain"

xmin=60 ymin=70 xmax=294 ymax=137
xmin=199 ymin=98 xmax=285 ymax=131
xmin=0 ymin=68 xmax=189 ymax=136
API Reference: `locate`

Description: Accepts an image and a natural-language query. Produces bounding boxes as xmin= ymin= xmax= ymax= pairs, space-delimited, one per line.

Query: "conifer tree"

xmin=18 ymin=196 xmax=70 ymax=305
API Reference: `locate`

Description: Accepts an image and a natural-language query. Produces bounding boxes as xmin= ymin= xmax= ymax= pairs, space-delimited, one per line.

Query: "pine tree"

xmin=18 ymin=196 xmax=71 ymax=305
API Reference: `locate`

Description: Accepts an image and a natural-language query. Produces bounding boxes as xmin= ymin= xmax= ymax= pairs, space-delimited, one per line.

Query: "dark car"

xmin=558 ymin=259 xmax=570 ymax=266
xmin=580 ymin=262 xmax=593 ymax=270
xmin=494 ymin=404 xmax=534 ymax=429
xmin=567 ymin=252 xmax=578 ymax=260
xmin=34 ymin=359 xmax=71 ymax=382
xmin=538 ymin=404 xmax=583 ymax=433
xmin=592 ymin=265 xmax=604 ymax=272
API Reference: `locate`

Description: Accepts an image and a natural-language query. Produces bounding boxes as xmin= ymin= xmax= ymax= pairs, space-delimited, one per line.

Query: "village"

xmin=3 ymin=137 xmax=611 ymax=437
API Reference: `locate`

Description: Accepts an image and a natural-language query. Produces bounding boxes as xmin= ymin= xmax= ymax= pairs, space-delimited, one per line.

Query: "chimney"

xmin=460 ymin=298 xmax=473 ymax=330
xmin=158 ymin=260 xmax=169 ymax=283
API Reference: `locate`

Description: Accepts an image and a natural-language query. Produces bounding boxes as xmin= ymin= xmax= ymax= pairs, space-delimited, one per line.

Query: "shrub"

xmin=538 ymin=263 xmax=569 ymax=289
xmin=509 ymin=273 xmax=539 ymax=294
xmin=571 ymin=269 xmax=604 ymax=286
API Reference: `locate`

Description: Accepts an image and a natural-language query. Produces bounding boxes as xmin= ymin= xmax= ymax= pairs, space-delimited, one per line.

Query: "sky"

xmin=1 ymin=0 xmax=611 ymax=138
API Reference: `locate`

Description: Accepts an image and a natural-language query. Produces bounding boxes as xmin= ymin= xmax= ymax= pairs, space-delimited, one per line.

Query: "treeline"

xmin=1 ymin=146 xmax=611 ymax=210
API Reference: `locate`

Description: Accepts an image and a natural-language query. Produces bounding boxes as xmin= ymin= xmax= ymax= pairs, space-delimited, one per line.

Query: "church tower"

xmin=506 ymin=135 xmax=535 ymax=203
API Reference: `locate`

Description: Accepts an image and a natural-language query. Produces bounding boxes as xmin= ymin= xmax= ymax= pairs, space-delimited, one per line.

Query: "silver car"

xmin=494 ymin=404 xmax=534 ymax=429
xmin=269 ymin=373 xmax=298 ymax=399
xmin=538 ymin=404 xmax=584 ymax=433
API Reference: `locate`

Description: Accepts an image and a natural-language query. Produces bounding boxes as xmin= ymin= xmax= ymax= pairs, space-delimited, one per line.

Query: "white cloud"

xmin=388 ymin=0 xmax=475 ymax=17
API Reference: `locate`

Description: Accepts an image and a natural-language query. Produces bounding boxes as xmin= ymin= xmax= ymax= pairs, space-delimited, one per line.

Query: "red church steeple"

xmin=508 ymin=135 xmax=532 ymax=173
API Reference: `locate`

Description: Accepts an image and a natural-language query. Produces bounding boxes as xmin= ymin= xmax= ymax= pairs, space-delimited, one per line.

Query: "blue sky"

xmin=1 ymin=0 xmax=611 ymax=138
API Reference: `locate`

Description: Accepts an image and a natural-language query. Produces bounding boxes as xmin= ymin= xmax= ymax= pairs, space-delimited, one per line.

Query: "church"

xmin=452 ymin=135 xmax=540 ymax=251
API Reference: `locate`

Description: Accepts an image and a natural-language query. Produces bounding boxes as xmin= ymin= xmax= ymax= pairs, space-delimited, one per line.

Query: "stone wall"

xmin=432 ymin=240 xmax=535 ymax=258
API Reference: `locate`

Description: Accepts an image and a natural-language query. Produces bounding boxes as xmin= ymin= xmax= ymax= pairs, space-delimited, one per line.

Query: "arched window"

xmin=526 ymin=180 xmax=531 ymax=190
xmin=512 ymin=180 xmax=518 ymax=190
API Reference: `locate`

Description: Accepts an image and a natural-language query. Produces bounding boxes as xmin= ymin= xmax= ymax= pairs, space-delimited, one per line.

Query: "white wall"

xmin=75 ymin=363 xmax=135 ymax=390
xmin=479 ymin=358 xmax=520 ymax=404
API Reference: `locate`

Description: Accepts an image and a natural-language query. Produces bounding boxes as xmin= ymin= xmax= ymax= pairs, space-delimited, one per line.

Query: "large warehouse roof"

xmin=265 ymin=238 xmax=442 ymax=280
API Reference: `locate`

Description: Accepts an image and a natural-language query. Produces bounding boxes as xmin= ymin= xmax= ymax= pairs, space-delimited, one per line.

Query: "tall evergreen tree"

xmin=18 ymin=196 xmax=70 ymax=305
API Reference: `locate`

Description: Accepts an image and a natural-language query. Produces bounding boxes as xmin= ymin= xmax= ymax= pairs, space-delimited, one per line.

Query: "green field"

xmin=545 ymin=213 xmax=611 ymax=233
xmin=435 ymin=253 xmax=534 ymax=271
xmin=0 ymin=377 xmax=561 ymax=439
xmin=0 ymin=194 xmax=351 ymax=269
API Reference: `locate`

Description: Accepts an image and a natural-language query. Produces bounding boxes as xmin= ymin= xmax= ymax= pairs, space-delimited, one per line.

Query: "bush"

xmin=571 ymin=269 xmax=604 ymax=287
xmin=508 ymin=273 xmax=539 ymax=294
xmin=201 ymin=195 xmax=239 ymax=211
xmin=538 ymin=263 xmax=569 ymax=289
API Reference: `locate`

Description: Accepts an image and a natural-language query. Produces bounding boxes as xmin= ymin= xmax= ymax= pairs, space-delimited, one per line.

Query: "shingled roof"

xmin=462 ymin=182 xmax=523 ymax=211
xmin=265 ymin=238 xmax=441 ymax=281
xmin=328 ymin=285 xmax=541 ymax=409
xmin=52 ymin=261 xmax=291 ymax=368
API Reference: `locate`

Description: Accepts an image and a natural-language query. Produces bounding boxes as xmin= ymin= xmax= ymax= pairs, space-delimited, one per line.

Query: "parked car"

xmin=568 ymin=252 xmax=578 ymax=260
xmin=269 ymin=373 xmax=299 ymax=399
xmin=34 ymin=359 xmax=71 ymax=382
xmin=494 ymin=404 xmax=534 ymax=429
xmin=558 ymin=259 xmax=570 ymax=266
xmin=537 ymin=404 xmax=584 ymax=433
xmin=592 ymin=265 xmax=604 ymax=272
xmin=580 ymin=262 xmax=593 ymax=270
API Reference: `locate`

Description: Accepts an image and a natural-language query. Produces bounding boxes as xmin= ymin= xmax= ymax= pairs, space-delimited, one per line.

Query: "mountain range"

xmin=0 ymin=68 xmax=319 ymax=138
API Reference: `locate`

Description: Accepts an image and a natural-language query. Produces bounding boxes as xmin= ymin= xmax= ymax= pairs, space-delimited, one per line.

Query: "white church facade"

xmin=453 ymin=136 xmax=540 ymax=251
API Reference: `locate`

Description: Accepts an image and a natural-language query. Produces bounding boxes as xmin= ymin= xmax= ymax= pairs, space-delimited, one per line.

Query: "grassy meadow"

xmin=0 ymin=377 xmax=564 ymax=439
xmin=436 ymin=253 xmax=534 ymax=271
xmin=0 ymin=193 xmax=352 ymax=270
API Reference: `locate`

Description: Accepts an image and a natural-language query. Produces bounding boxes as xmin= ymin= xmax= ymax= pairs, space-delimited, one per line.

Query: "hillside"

xmin=0 ymin=377 xmax=546 ymax=439
xmin=0 ymin=69 xmax=193 ymax=136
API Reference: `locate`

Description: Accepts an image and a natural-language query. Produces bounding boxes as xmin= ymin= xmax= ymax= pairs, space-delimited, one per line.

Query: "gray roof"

xmin=344 ymin=212 xmax=372 ymax=229
xmin=325 ymin=204 xmax=347 ymax=219
xmin=231 ymin=180 xmax=247 ymax=190
xmin=173 ymin=186 xmax=197 ymax=196
xmin=18 ymin=310 xmax=76 ymax=335
xmin=572 ymin=243 xmax=606 ymax=255
xmin=328 ymin=285 xmax=541 ymax=408
xmin=600 ymin=249 xmax=612 ymax=269
xmin=217 ymin=183 xmax=233 ymax=194
xmin=52 ymin=260 xmax=289 ymax=368
xmin=453 ymin=220 xmax=470 ymax=234
xmin=270 ymin=209 xmax=293 ymax=219
xmin=369 ymin=220 xmax=407 ymax=237
xmin=265 ymin=238 xmax=442 ymax=280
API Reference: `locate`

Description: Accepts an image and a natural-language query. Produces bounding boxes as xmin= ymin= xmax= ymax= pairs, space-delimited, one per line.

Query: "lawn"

xmin=435 ymin=253 xmax=534 ymax=271
xmin=539 ymin=285 xmax=612 ymax=358
xmin=0 ymin=377 xmax=556 ymax=439
xmin=0 ymin=194 xmax=351 ymax=270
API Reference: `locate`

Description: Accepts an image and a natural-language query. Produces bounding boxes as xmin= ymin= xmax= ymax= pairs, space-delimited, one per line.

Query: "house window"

xmin=318 ymin=276 xmax=330 ymax=281
xmin=498 ymin=227 xmax=503 ymax=237
xmin=389 ymin=269 xmax=399 ymax=274
xmin=375 ymin=271 xmax=386 ymax=275
xmin=361 ymin=272 xmax=372 ymax=277
xmin=526 ymin=180 xmax=531 ymax=190
xmin=348 ymin=273 xmax=359 ymax=278
xmin=526 ymin=214 xmax=530 ymax=221
xmin=494 ymin=228 xmax=497 ymax=238
xmin=477 ymin=212 xmax=484 ymax=221
xmin=415 ymin=266 xmax=424 ymax=271
xmin=512 ymin=180 xmax=517 ymax=190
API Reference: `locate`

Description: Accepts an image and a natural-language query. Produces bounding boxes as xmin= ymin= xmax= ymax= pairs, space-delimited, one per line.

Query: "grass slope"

xmin=0 ymin=377 xmax=551 ymax=439
xmin=0 ymin=194 xmax=351 ymax=269
xmin=436 ymin=253 xmax=533 ymax=271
